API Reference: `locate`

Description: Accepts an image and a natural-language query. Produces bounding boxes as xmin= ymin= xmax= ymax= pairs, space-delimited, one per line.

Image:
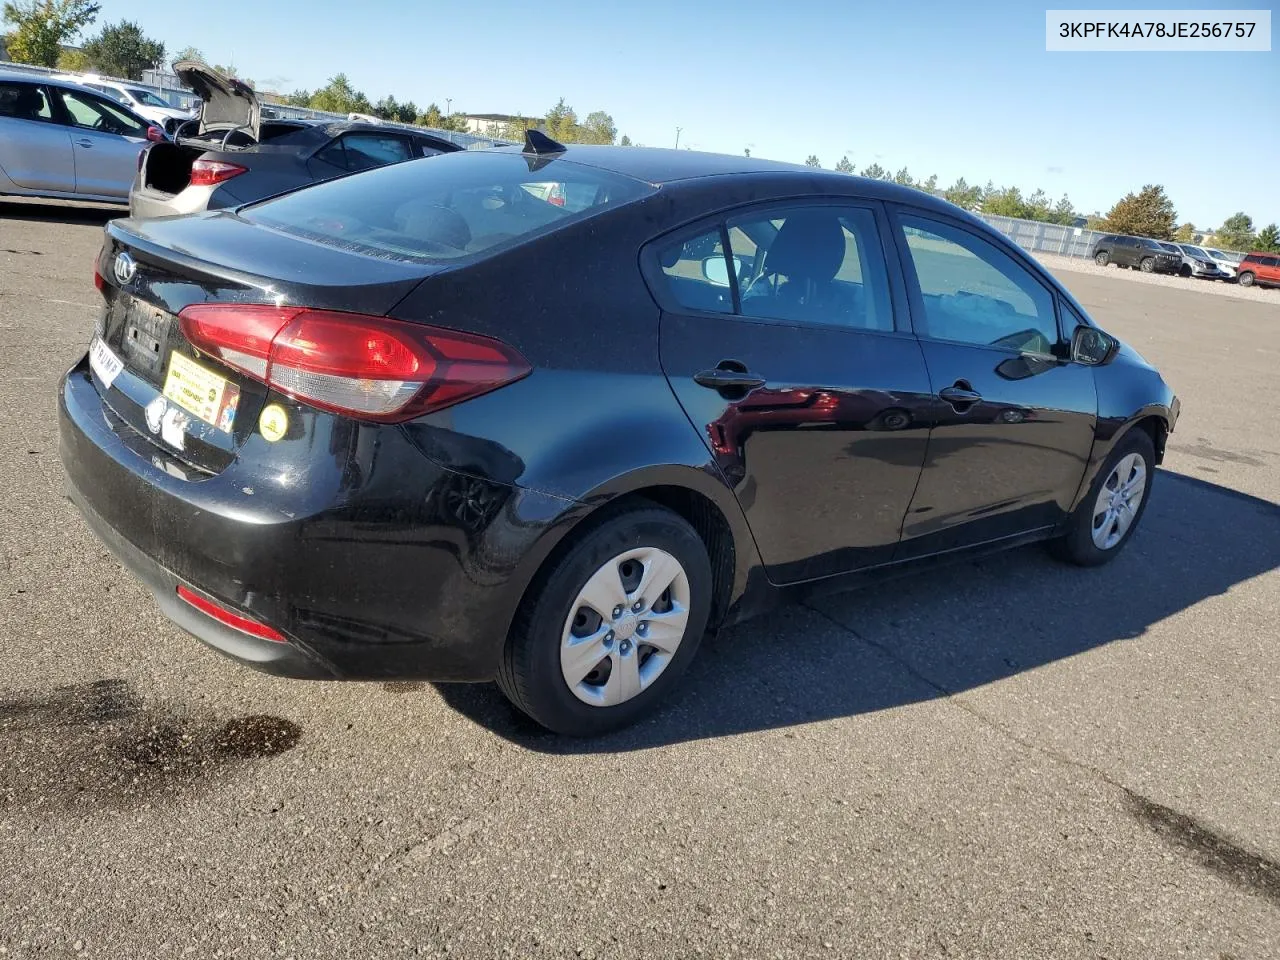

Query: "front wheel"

xmin=1139 ymin=257 xmax=1155 ymax=273
xmin=497 ymin=503 xmax=713 ymax=736
xmin=1050 ymin=429 xmax=1155 ymax=566
xmin=1094 ymin=251 xmax=1110 ymax=266
xmin=1238 ymin=271 xmax=1256 ymax=287
xmin=1179 ymin=264 xmax=1192 ymax=278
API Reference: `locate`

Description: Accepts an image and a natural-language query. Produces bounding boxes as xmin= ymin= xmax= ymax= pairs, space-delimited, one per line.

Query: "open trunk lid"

xmin=174 ymin=60 xmax=260 ymax=140
xmin=90 ymin=212 xmax=438 ymax=477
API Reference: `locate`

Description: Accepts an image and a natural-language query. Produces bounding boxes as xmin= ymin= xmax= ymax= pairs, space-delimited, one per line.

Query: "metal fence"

xmin=972 ymin=213 xmax=1107 ymax=260
xmin=0 ymin=60 xmax=513 ymax=150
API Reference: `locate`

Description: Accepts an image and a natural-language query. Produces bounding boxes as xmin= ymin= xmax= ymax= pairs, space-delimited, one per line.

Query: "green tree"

xmin=418 ymin=103 xmax=444 ymax=128
xmin=1255 ymin=223 xmax=1280 ymax=253
xmin=944 ymin=177 xmax=981 ymax=210
xmin=620 ymin=134 xmax=632 ymax=146
xmin=283 ymin=88 xmax=311 ymax=107
xmin=743 ymin=147 xmax=750 ymax=157
xmin=81 ymin=20 xmax=164 ymax=79
xmin=892 ymin=167 xmax=913 ymax=186
xmin=55 ymin=46 xmax=88 ymax=71
xmin=170 ymin=45 xmax=203 ymax=66
xmin=1051 ymin=195 xmax=1076 ymax=225
xmin=1215 ymin=212 xmax=1255 ymax=251
xmin=805 ymin=155 xmax=821 ymax=168
xmin=544 ymin=98 xmax=578 ymax=141
xmin=373 ymin=94 xmax=400 ymax=121
xmin=580 ymin=110 xmax=617 ymax=144
xmin=309 ymin=73 xmax=370 ymax=115
xmin=2 ymin=0 xmax=99 ymax=66
xmin=982 ymin=187 xmax=1029 ymax=219
xmin=1173 ymin=223 xmax=1196 ymax=243
xmin=1103 ymin=184 xmax=1177 ymax=239
xmin=861 ymin=163 xmax=887 ymax=180
xmin=920 ymin=173 xmax=938 ymax=194
xmin=835 ymin=156 xmax=854 ymax=174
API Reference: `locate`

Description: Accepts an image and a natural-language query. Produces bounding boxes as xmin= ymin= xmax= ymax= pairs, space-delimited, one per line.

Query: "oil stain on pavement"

xmin=1125 ymin=789 xmax=1280 ymax=906
xmin=0 ymin=678 xmax=301 ymax=811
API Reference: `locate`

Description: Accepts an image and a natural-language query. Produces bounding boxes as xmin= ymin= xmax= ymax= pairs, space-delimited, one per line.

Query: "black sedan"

xmin=60 ymin=135 xmax=1179 ymax=736
xmin=129 ymin=60 xmax=463 ymax=219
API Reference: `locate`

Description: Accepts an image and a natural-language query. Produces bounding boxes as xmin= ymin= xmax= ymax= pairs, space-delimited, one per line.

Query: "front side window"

xmin=244 ymin=151 xmax=654 ymax=263
xmin=727 ymin=206 xmax=893 ymax=331
xmin=53 ymin=88 xmax=148 ymax=137
xmin=0 ymin=82 xmax=54 ymax=122
xmin=899 ymin=214 xmax=1058 ymax=355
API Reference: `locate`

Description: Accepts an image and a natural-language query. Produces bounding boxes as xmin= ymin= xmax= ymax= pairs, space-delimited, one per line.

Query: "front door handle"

xmin=939 ymin=385 xmax=982 ymax=403
xmin=693 ymin=367 xmax=766 ymax=391
xmin=75 ymin=138 xmax=93 ymax=148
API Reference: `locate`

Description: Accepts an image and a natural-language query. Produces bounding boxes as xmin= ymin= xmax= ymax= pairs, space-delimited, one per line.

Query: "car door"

xmin=0 ymin=81 xmax=75 ymax=193
xmin=308 ymin=132 xmax=414 ymax=178
xmin=650 ymin=200 xmax=934 ymax=583
xmin=1112 ymin=236 xmax=1136 ymax=266
xmin=49 ymin=86 xmax=151 ymax=199
xmin=889 ymin=209 xmax=1098 ymax=558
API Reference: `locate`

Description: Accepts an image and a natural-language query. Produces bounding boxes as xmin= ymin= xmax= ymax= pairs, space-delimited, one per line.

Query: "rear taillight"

xmin=177 ymin=305 xmax=531 ymax=422
xmin=189 ymin=159 xmax=248 ymax=187
xmin=176 ymin=585 xmax=286 ymax=642
xmin=93 ymin=261 xmax=105 ymax=293
xmin=547 ymin=183 xmax=566 ymax=207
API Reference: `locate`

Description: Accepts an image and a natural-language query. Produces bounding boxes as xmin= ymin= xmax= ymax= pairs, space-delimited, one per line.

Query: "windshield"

xmin=128 ymin=88 xmax=172 ymax=108
xmin=243 ymin=151 xmax=656 ymax=263
xmin=1183 ymin=246 xmax=1209 ymax=259
xmin=1155 ymin=241 xmax=1180 ymax=252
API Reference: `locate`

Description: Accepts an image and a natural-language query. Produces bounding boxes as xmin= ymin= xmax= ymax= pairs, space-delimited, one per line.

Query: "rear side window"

xmin=0 ymin=82 xmax=53 ymax=121
xmin=245 ymin=151 xmax=655 ymax=263
xmin=658 ymin=228 xmax=735 ymax=315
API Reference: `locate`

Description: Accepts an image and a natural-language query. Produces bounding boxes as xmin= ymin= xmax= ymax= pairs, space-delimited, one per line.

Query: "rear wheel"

xmin=1140 ymin=257 xmax=1155 ymax=273
xmin=1238 ymin=271 xmax=1256 ymax=287
xmin=1050 ymin=429 xmax=1155 ymax=567
xmin=1094 ymin=251 xmax=1110 ymax=266
xmin=497 ymin=504 xmax=712 ymax=736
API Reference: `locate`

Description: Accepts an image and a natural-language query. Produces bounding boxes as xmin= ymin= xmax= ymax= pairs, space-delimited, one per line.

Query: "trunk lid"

xmin=91 ymin=212 xmax=438 ymax=476
xmin=173 ymin=60 xmax=260 ymax=140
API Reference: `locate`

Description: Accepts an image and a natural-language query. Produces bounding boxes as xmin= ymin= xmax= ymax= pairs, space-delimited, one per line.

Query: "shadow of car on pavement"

xmin=434 ymin=469 xmax=1280 ymax=752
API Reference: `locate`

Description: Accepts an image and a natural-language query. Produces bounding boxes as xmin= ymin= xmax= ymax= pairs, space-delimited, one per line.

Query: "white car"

xmin=53 ymin=74 xmax=194 ymax=134
xmin=1202 ymin=248 xmax=1243 ymax=281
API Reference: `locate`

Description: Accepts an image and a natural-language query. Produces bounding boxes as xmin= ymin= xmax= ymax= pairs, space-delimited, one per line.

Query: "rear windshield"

xmin=241 ymin=151 xmax=655 ymax=263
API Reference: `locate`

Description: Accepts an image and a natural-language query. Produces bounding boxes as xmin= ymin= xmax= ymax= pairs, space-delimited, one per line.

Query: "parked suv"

xmin=1236 ymin=252 xmax=1280 ymax=288
xmin=1168 ymin=242 xmax=1228 ymax=280
xmin=1091 ymin=235 xmax=1181 ymax=273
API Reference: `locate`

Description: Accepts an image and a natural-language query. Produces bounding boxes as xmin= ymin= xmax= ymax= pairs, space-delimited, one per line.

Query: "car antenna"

xmin=524 ymin=129 xmax=566 ymax=156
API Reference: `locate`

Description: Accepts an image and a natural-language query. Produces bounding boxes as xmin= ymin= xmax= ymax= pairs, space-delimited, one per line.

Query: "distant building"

xmin=460 ymin=113 xmax=524 ymax=135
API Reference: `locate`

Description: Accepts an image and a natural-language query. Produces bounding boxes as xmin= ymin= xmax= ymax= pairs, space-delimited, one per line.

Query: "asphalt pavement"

xmin=1 ymin=198 xmax=1277 ymax=959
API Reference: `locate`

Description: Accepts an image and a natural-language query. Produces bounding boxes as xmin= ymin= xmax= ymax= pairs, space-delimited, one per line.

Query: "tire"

xmin=1050 ymin=428 xmax=1155 ymax=567
xmin=496 ymin=503 xmax=713 ymax=736
xmin=1094 ymin=251 xmax=1110 ymax=266
xmin=1139 ymin=257 xmax=1155 ymax=273
xmin=1238 ymin=271 xmax=1255 ymax=287
xmin=1178 ymin=264 xmax=1192 ymax=278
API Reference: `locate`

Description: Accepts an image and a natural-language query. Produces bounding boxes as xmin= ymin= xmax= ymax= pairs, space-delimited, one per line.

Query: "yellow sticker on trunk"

xmin=259 ymin=404 xmax=288 ymax=442
xmin=162 ymin=352 xmax=240 ymax=433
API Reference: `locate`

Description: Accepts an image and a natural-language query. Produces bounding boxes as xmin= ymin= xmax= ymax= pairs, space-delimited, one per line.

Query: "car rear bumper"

xmin=59 ymin=354 xmax=579 ymax=682
xmin=129 ymin=183 xmax=219 ymax=219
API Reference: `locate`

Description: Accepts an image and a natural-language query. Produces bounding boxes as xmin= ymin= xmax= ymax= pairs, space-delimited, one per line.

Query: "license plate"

xmin=89 ymin=337 xmax=124 ymax=389
xmin=161 ymin=352 xmax=241 ymax=433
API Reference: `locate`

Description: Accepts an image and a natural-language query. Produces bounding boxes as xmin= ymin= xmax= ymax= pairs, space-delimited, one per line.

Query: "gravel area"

xmin=1035 ymin=252 xmax=1279 ymax=305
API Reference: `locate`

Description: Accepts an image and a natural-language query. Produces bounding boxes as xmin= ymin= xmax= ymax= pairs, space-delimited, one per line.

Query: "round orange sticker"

xmin=259 ymin=404 xmax=289 ymax=442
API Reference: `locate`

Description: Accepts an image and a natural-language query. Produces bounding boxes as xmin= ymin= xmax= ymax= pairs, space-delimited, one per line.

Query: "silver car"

xmin=1156 ymin=240 xmax=1228 ymax=280
xmin=0 ymin=69 xmax=165 ymax=204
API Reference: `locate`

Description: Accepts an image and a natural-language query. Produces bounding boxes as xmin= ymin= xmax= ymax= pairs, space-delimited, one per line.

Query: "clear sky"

xmin=87 ymin=0 xmax=1278 ymax=228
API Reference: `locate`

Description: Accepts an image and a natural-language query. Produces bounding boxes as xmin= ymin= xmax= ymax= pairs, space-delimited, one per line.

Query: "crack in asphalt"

xmin=802 ymin=600 xmax=1280 ymax=907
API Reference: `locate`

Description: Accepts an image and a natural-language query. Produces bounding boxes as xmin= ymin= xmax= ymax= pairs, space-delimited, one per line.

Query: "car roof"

xmin=319 ymin=120 xmax=461 ymax=143
xmin=490 ymin=144 xmax=959 ymax=208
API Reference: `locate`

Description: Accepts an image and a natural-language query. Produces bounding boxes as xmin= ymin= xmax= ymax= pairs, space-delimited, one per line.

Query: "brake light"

xmin=93 ymin=261 xmax=105 ymax=293
xmin=176 ymin=585 xmax=286 ymax=642
xmin=547 ymin=182 xmax=566 ymax=207
xmin=177 ymin=305 xmax=531 ymax=421
xmin=189 ymin=159 xmax=248 ymax=187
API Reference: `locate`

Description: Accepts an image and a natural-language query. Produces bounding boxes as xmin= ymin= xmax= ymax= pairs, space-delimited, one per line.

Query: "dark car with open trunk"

xmin=61 ymin=136 xmax=1179 ymax=736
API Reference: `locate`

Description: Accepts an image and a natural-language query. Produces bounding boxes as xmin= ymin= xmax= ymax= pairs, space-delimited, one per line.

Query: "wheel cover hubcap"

xmin=1091 ymin=453 xmax=1147 ymax=550
xmin=560 ymin=546 xmax=692 ymax=708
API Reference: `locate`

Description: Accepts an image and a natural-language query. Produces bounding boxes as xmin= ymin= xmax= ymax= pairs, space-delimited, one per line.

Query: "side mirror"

xmin=702 ymin=255 xmax=746 ymax=287
xmin=1070 ymin=325 xmax=1119 ymax=366
xmin=146 ymin=125 xmax=166 ymax=143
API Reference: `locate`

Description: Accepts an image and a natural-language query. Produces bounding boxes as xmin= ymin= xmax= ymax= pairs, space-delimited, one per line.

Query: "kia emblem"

xmin=113 ymin=252 xmax=137 ymax=285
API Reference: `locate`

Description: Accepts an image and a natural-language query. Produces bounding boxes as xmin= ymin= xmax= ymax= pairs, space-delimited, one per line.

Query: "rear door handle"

xmin=693 ymin=368 xmax=766 ymax=391
xmin=75 ymin=138 xmax=93 ymax=148
xmin=939 ymin=385 xmax=982 ymax=404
